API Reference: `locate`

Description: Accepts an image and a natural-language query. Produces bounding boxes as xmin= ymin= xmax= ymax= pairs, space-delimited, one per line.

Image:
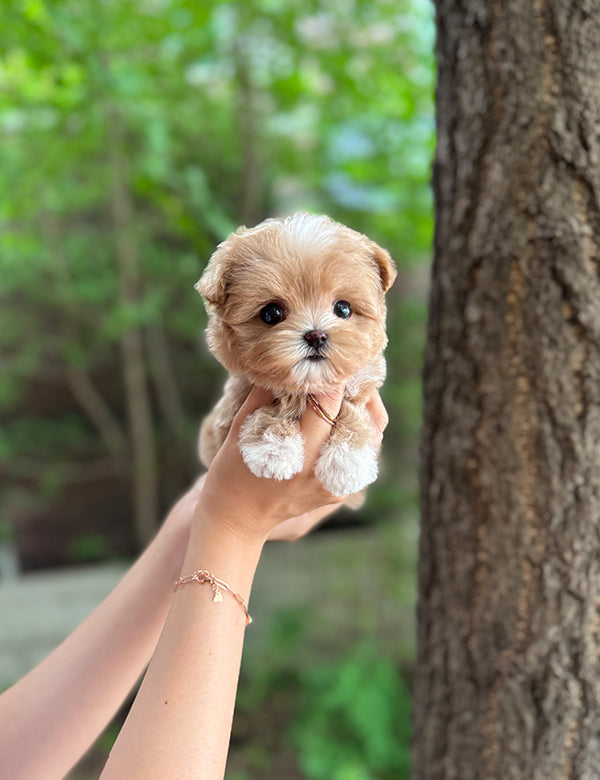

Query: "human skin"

xmin=0 ymin=386 xmax=388 ymax=780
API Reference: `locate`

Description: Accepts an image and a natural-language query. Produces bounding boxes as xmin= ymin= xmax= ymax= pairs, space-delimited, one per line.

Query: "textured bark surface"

xmin=414 ymin=2 xmax=600 ymax=778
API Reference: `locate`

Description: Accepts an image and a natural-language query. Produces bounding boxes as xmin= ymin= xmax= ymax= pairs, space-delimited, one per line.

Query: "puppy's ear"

xmin=369 ymin=241 xmax=397 ymax=292
xmin=196 ymin=225 xmax=252 ymax=306
xmin=195 ymin=241 xmax=234 ymax=308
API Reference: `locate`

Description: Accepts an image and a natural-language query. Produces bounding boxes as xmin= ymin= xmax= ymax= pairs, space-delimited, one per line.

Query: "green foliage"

xmin=0 ymin=415 xmax=90 ymax=458
xmin=0 ymin=0 xmax=435 ymax=550
xmin=290 ymin=644 xmax=412 ymax=780
xmin=235 ymin=600 xmax=413 ymax=778
xmin=67 ymin=533 xmax=113 ymax=563
xmin=236 ymin=605 xmax=311 ymax=712
xmin=0 ymin=517 xmax=14 ymax=543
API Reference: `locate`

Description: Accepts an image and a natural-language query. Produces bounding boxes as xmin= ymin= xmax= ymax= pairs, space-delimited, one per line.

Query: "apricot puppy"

xmin=196 ymin=212 xmax=396 ymax=497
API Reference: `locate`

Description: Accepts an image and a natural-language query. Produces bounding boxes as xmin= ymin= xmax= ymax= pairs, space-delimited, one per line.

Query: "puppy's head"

xmin=196 ymin=212 xmax=397 ymax=394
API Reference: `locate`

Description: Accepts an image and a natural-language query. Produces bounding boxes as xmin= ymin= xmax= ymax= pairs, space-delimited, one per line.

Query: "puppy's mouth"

xmin=306 ymin=353 xmax=326 ymax=362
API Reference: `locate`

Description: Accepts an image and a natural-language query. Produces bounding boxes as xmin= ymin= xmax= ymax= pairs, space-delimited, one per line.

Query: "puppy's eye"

xmin=260 ymin=302 xmax=286 ymax=326
xmin=333 ymin=300 xmax=352 ymax=319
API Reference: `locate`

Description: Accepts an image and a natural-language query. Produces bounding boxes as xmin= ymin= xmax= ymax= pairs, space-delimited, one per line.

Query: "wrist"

xmin=191 ymin=487 xmax=272 ymax=548
xmin=182 ymin=509 xmax=265 ymax=603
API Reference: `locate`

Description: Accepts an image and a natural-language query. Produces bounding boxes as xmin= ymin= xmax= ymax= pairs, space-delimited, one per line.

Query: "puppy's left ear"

xmin=369 ymin=241 xmax=397 ymax=292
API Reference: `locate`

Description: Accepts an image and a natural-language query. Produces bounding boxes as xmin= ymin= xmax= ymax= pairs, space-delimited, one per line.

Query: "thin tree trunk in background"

xmin=66 ymin=366 xmax=128 ymax=460
xmin=414 ymin=2 xmax=600 ymax=778
xmin=145 ymin=322 xmax=187 ymax=440
xmin=234 ymin=20 xmax=262 ymax=226
xmin=40 ymin=211 xmax=129 ymax=462
xmin=109 ymin=112 xmax=159 ymax=548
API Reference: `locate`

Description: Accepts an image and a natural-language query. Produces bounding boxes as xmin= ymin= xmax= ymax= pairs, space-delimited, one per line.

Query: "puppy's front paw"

xmin=315 ymin=441 xmax=378 ymax=496
xmin=239 ymin=422 xmax=305 ymax=480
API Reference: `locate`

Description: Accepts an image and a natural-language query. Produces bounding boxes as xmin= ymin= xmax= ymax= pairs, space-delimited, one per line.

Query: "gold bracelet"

xmin=306 ymin=393 xmax=338 ymax=427
xmin=174 ymin=570 xmax=252 ymax=626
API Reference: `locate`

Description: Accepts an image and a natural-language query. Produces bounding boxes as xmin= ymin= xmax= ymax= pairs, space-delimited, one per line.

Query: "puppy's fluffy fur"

xmin=196 ymin=212 xmax=396 ymax=498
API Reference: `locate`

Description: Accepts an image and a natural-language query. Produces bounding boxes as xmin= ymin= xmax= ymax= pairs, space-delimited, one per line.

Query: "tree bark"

xmin=414 ymin=2 xmax=600 ymax=778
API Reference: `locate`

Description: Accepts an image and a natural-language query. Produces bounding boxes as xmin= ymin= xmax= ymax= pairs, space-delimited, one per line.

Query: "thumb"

xmin=304 ymin=384 xmax=345 ymax=429
xmin=227 ymin=385 xmax=274 ymax=440
xmin=300 ymin=384 xmax=345 ymax=464
xmin=312 ymin=384 xmax=345 ymax=417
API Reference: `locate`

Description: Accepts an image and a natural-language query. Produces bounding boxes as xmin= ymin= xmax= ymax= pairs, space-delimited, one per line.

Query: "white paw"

xmin=315 ymin=441 xmax=378 ymax=496
xmin=239 ymin=426 xmax=305 ymax=481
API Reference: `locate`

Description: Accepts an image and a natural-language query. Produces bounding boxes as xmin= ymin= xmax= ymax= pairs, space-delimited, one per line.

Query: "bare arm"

xmin=0 ymin=387 xmax=386 ymax=779
xmin=0 ymin=476 xmax=341 ymax=779
xmin=99 ymin=385 xmax=350 ymax=779
xmin=0 ymin=477 xmax=203 ymax=780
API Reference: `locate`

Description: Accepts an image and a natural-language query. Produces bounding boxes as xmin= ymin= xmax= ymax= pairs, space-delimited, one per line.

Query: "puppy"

xmin=196 ymin=212 xmax=396 ymax=498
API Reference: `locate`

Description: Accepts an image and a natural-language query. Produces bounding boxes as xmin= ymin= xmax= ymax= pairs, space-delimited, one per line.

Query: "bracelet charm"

xmin=174 ymin=569 xmax=252 ymax=626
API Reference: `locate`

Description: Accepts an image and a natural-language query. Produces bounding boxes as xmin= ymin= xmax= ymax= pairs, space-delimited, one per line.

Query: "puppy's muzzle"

xmin=304 ymin=329 xmax=327 ymax=349
xmin=304 ymin=329 xmax=328 ymax=361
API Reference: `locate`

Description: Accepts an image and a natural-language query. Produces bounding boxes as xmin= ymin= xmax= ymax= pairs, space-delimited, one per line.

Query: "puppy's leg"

xmin=199 ymin=375 xmax=252 ymax=467
xmin=239 ymin=398 xmax=305 ymax=480
xmin=315 ymin=400 xmax=379 ymax=496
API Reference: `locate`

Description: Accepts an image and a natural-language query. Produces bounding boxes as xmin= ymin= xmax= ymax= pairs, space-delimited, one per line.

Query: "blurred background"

xmin=0 ymin=0 xmax=434 ymax=776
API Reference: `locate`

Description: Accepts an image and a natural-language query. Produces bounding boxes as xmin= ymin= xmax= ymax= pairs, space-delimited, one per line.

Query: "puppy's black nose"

xmin=304 ymin=329 xmax=328 ymax=348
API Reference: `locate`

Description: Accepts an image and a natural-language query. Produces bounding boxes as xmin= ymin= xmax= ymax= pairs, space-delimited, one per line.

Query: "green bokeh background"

xmin=0 ymin=0 xmax=435 ymax=776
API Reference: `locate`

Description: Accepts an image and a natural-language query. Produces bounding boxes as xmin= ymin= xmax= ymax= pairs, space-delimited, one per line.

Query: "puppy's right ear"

xmin=195 ymin=225 xmax=250 ymax=307
xmin=195 ymin=243 xmax=231 ymax=308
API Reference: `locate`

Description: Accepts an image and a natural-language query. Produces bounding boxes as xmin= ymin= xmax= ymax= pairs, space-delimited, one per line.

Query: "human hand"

xmin=194 ymin=387 xmax=391 ymax=546
xmin=265 ymin=392 xmax=389 ymax=541
xmin=194 ymin=386 xmax=348 ymax=545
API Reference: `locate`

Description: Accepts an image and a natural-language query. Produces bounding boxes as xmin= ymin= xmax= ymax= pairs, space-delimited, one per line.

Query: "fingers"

xmin=191 ymin=473 xmax=207 ymax=494
xmin=299 ymin=384 xmax=344 ymax=471
xmin=266 ymin=504 xmax=334 ymax=542
xmin=303 ymin=387 xmax=388 ymax=445
xmin=228 ymin=384 xmax=348 ymax=446
xmin=227 ymin=386 xmax=274 ymax=439
xmin=300 ymin=383 xmax=344 ymax=437
xmin=366 ymin=393 xmax=389 ymax=444
xmin=219 ymin=384 xmax=388 ymax=494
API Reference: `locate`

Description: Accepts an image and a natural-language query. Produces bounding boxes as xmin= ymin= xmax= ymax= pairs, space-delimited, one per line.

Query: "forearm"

xmin=98 ymin=388 xmax=348 ymax=778
xmin=100 ymin=519 xmax=264 ymax=780
xmin=0 ymin=513 xmax=190 ymax=780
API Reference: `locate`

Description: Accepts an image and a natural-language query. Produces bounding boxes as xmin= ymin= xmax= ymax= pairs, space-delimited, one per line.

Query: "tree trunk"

xmin=233 ymin=11 xmax=262 ymax=227
xmin=414 ymin=2 xmax=600 ymax=778
xmin=40 ymin=210 xmax=129 ymax=461
xmin=109 ymin=111 xmax=160 ymax=548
